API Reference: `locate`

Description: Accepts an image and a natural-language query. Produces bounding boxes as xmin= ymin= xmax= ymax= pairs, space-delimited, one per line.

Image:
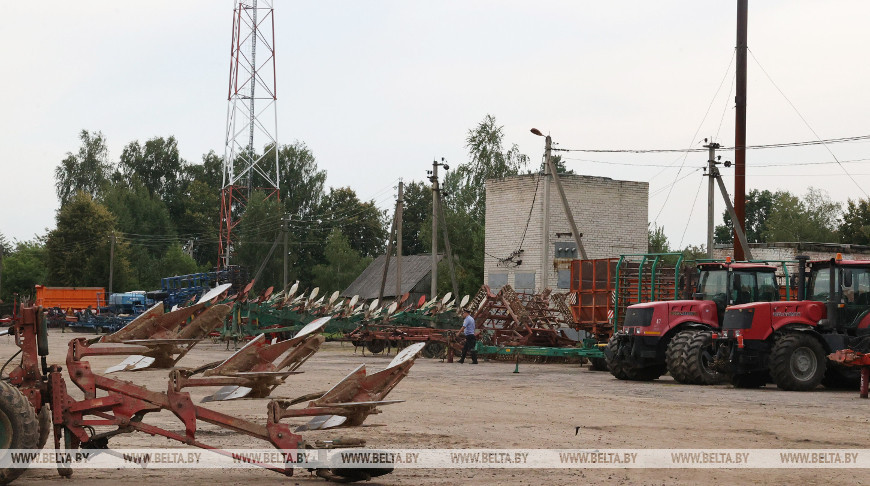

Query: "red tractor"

xmin=713 ymin=255 xmax=870 ymax=390
xmin=605 ymin=261 xmax=785 ymax=384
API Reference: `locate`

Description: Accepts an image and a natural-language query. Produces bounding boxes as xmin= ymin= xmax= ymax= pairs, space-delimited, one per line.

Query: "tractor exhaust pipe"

xmin=796 ymin=255 xmax=808 ymax=301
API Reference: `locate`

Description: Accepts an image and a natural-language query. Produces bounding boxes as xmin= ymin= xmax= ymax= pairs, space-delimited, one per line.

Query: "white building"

xmin=484 ymin=173 xmax=649 ymax=292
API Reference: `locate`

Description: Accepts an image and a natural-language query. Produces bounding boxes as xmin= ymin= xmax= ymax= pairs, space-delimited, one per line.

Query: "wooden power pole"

xmin=734 ymin=0 xmax=748 ymax=260
xmin=395 ymin=181 xmax=403 ymax=297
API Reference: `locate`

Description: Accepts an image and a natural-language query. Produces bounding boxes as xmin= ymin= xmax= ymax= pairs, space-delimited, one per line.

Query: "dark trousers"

xmin=460 ymin=334 xmax=477 ymax=363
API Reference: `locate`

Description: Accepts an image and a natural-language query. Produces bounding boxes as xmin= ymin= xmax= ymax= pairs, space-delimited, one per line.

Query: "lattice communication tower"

xmin=219 ymin=0 xmax=280 ymax=267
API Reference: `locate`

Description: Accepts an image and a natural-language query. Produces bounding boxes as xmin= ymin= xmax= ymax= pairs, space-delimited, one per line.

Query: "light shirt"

xmin=462 ymin=315 xmax=475 ymax=335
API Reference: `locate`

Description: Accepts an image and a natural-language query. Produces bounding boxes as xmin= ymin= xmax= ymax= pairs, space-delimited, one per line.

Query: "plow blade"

xmin=202 ymin=385 xmax=254 ymax=402
xmin=105 ymin=355 xmax=156 ymax=373
xmin=296 ymin=400 xmax=406 ymax=431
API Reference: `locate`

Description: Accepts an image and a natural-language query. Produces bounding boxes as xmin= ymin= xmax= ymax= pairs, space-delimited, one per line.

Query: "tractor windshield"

xmin=698 ymin=268 xmax=779 ymax=310
xmin=809 ymin=266 xmax=870 ymax=304
xmin=731 ymin=271 xmax=778 ymax=304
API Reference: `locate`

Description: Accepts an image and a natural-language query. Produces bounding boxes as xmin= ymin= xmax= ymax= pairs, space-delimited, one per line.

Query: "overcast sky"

xmin=3 ymin=1 xmax=870 ymax=251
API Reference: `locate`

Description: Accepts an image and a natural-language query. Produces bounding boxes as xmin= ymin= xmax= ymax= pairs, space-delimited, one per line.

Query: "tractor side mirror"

xmin=844 ymin=269 xmax=853 ymax=288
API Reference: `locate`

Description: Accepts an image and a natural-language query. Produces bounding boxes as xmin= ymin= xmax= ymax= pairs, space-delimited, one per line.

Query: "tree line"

xmin=0 ymin=115 xmax=526 ymax=306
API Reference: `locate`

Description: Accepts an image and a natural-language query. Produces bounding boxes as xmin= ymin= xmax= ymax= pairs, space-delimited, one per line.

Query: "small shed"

xmin=342 ymin=254 xmax=441 ymax=303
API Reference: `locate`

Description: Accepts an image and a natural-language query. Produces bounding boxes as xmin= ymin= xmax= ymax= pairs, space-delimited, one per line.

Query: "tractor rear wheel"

xmin=683 ymin=331 xmax=726 ymax=385
xmin=0 ymin=381 xmax=40 ymax=485
xmin=605 ymin=335 xmax=630 ymax=380
xmin=666 ymin=330 xmax=695 ymax=384
xmin=769 ymin=333 xmax=826 ymax=391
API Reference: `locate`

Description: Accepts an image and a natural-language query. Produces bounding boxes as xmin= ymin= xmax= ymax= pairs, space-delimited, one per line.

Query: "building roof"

xmin=342 ymin=254 xmax=441 ymax=299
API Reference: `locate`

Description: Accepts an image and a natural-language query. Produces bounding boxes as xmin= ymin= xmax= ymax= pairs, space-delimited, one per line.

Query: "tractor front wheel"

xmin=769 ymin=333 xmax=826 ymax=391
xmin=0 ymin=381 xmax=40 ymax=485
xmin=666 ymin=330 xmax=694 ymax=384
xmin=605 ymin=335 xmax=630 ymax=380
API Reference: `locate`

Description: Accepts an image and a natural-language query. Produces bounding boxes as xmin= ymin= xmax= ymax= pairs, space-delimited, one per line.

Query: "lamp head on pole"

xmin=530 ymin=128 xmax=543 ymax=137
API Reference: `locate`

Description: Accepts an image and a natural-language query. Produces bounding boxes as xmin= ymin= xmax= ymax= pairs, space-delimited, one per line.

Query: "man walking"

xmin=458 ymin=307 xmax=478 ymax=364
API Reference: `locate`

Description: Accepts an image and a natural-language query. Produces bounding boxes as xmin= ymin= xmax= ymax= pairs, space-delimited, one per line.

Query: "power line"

xmin=748 ymin=48 xmax=869 ymax=199
xmin=552 ymin=134 xmax=870 ymax=154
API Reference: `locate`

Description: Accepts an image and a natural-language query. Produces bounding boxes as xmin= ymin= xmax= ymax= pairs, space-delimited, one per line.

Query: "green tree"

xmin=233 ymin=191 xmax=285 ymax=290
xmin=317 ymin=187 xmax=386 ymax=258
xmin=118 ymin=136 xmax=185 ymax=200
xmin=173 ymin=179 xmax=221 ymax=267
xmin=0 ymin=238 xmax=48 ymax=304
xmin=102 ymin=182 xmax=176 ymax=288
xmin=762 ymin=187 xmax=840 ymax=243
xmin=648 ymin=224 xmax=670 ymax=253
xmin=399 ymin=180 xmax=432 ymax=256
xmin=274 ymin=141 xmax=327 ymax=217
xmin=54 ymin=130 xmax=112 ymax=206
xmin=312 ymin=229 xmax=371 ymax=291
xmin=840 ymin=198 xmax=870 ymax=245
xmin=158 ymin=244 xmax=201 ymax=277
xmin=714 ymin=189 xmax=779 ymax=244
xmin=456 ymin=114 xmax=528 ymax=221
xmin=45 ymin=192 xmax=133 ymax=290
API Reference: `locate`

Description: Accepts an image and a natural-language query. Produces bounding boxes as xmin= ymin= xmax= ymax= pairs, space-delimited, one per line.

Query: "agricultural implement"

xmin=0 ymin=288 xmax=425 ymax=483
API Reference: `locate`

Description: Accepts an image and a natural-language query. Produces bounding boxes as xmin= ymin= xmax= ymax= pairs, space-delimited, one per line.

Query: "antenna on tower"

xmin=219 ymin=0 xmax=280 ymax=268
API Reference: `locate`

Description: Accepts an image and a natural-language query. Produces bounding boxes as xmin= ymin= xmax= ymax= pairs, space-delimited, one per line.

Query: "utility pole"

xmin=429 ymin=160 xmax=441 ymax=299
xmin=379 ymin=196 xmax=399 ymax=302
xmin=282 ymin=216 xmax=288 ymax=289
xmin=734 ymin=0 xmax=749 ymax=260
xmin=532 ymin=129 xmax=589 ymax=291
xmin=705 ymin=145 xmax=754 ymax=261
xmin=541 ymin=141 xmax=550 ymax=292
xmin=395 ymin=180 xmax=403 ymax=297
xmin=0 ymin=245 xmax=4 ymax=301
xmin=108 ymin=231 xmax=116 ymax=295
xmin=706 ymin=141 xmax=717 ymax=259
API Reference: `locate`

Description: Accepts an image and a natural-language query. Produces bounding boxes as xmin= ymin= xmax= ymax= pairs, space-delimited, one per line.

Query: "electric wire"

xmin=748 ymin=48 xmax=869 ymax=199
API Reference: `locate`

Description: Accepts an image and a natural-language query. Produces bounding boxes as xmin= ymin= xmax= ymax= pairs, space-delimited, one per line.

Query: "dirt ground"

xmin=4 ymin=328 xmax=870 ymax=485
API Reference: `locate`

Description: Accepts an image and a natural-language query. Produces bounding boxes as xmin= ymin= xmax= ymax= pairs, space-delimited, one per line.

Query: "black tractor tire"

xmin=822 ymin=364 xmax=860 ymax=390
xmin=683 ymin=331 xmax=726 ymax=385
xmin=605 ymin=335 xmax=630 ymax=380
xmin=769 ymin=333 xmax=826 ymax=391
xmin=589 ymin=357 xmax=608 ymax=371
xmin=0 ymin=381 xmax=40 ymax=485
xmin=730 ymin=372 xmax=768 ymax=389
xmin=666 ymin=330 xmax=695 ymax=384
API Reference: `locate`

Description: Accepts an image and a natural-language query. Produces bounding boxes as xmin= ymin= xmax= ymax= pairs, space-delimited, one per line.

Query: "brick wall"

xmin=484 ymin=174 xmax=649 ymax=291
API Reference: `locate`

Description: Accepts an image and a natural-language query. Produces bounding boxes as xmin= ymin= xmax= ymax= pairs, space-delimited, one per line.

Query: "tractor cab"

xmin=695 ymin=262 xmax=780 ymax=324
xmin=807 ymin=258 xmax=870 ymax=334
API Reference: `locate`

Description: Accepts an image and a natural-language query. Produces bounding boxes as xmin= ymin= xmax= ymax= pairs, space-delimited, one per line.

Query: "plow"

xmin=0 ymin=283 xmax=426 ymax=484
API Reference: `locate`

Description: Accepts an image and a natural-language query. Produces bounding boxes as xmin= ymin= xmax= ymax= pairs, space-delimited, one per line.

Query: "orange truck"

xmin=34 ymin=285 xmax=105 ymax=312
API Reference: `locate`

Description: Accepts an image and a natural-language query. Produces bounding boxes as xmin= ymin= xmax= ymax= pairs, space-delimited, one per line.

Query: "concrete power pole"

xmin=706 ymin=142 xmax=717 ymax=259
xmin=108 ymin=231 xmax=116 ymax=295
xmin=430 ymin=160 xmax=440 ymax=299
xmin=283 ymin=216 xmax=289 ymax=290
xmin=395 ymin=180 xmax=403 ymax=297
xmin=541 ymin=140 xmax=551 ymax=292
